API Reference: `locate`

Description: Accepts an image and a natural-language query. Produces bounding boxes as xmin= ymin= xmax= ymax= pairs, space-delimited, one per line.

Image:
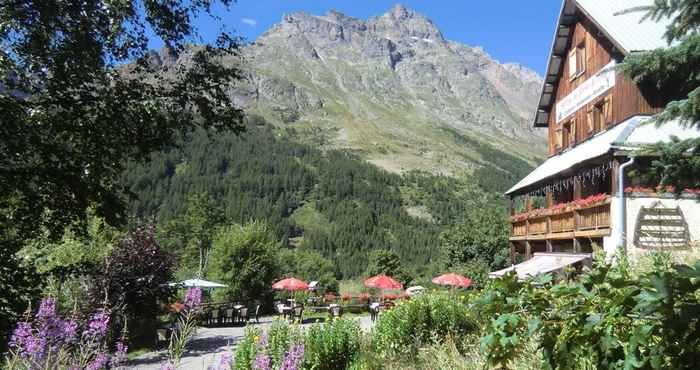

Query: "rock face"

xmin=232 ymin=4 xmax=546 ymax=174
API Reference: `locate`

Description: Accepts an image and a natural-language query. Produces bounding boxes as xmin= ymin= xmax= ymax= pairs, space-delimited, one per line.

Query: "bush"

xmin=304 ymin=319 xmax=362 ymax=370
xmin=372 ymin=293 xmax=477 ymax=357
xmin=90 ymin=224 xmax=175 ymax=346
xmin=207 ymin=221 xmax=280 ymax=304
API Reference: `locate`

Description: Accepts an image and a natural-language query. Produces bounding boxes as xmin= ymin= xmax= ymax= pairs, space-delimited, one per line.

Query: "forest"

xmin=120 ymin=116 xmax=521 ymax=281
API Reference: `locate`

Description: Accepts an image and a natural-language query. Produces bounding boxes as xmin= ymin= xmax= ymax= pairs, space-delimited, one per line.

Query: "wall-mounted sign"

xmin=556 ymin=60 xmax=616 ymax=123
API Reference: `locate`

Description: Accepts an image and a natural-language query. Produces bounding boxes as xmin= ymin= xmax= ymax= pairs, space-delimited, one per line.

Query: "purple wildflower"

xmin=280 ymin=343 xmax=305 ymax=370
xmin=9 ymin=321 xmax=35 ymax=357
xmin=86 ymin=310 xmax=110 ymax=339
xmin=37 ymin=298 xmax=57 ymax=320
xmin=253 ymin=353 xmax=271 ymax=370
xmin=160 ymin=360 xmax=176 ymax=370
xmin=87 ymin=352 xmax=110 ymax=370
xmin=216 ymin=352 xmax=232 ymax=369
xmin=111 ymin=341 xmax=128 ymax=367
xmin=257 ymin=332 xmax=268 ymax=348
xmin=61 ymin=319 xmax=79 ymax=343
xmin=184 ymin=288 xmax=202 ymax=310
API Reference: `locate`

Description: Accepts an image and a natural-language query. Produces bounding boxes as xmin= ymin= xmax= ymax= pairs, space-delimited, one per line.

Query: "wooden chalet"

xmin=492 ymin=0 xmax=700 ymax=279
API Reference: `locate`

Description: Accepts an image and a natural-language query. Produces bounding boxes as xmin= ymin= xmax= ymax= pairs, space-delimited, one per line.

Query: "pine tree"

xmin=619 ymin=0 xmax=700 ymax=188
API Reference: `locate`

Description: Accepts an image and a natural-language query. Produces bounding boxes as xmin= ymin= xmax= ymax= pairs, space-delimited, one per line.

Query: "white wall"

xmin=608 ymin=195 xmax=700 ymax=260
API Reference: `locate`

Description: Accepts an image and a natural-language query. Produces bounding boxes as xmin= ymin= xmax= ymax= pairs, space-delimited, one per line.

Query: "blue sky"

xmin=183 ymin=1 xmax=562 ymax=75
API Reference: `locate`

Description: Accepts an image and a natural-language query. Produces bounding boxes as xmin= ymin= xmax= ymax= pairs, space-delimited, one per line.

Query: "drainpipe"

xmin=615 ymin=157 xmax=635 ymax=252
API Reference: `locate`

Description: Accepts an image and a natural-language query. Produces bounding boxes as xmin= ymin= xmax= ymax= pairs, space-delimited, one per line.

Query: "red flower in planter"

xmin=358 ymin=293 xmax=371 ymax=302
xmin=341 ymin=293 xmax=351 ymax=302
xmin=324 ymin=293 xmax=337 ymax=302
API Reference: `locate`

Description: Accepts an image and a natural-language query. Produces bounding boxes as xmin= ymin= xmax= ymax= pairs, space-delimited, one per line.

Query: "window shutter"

xmin=603 ymin=95 xmax=613 ymax=125
xmin=586 ymin=107 xmax=594 ymax=133
xmin=570 ymin=119 xmax=577 ymax=146
xmin=556 ymin=128 xmax=562 ymax=149
xmin=568 ymin=49 xmax=577 ymax=78
xmin=578 ymin=43 xmax=586 ymax=75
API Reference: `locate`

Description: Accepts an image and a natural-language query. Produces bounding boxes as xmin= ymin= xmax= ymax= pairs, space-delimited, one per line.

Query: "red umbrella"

xmin=364 ymin=275 xmax=403 ymax=290
xmin=432 ymin=273 xmax=472 ymax=288
xmin=272 ymin=277 xmax=309 ymax=291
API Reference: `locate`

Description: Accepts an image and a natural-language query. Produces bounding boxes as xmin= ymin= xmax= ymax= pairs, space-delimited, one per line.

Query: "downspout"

xmin=615 ymin=157 xmax=635 ymax=252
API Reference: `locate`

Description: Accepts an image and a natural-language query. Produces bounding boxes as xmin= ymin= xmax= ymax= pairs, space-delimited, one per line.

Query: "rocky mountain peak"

xmin=232 ymin=5 xmax=545 ymax=174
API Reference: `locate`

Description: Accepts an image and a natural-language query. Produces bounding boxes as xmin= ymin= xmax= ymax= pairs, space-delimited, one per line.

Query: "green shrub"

xmin=233 ymin=326 xmax=261 ymax=370
xmin=304 ymin=319 xmax=362 ymax=370
xmin=371 ymin=293 xmax=477 ymax=357
xmin=267 ymin=319 xmax=301 ymax=368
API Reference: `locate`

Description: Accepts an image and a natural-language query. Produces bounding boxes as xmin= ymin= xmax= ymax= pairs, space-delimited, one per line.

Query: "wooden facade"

xmin=508 ymin=7 xmax=669 ymax=261
xmin=546 ymin=11 xmax=664 ymax=156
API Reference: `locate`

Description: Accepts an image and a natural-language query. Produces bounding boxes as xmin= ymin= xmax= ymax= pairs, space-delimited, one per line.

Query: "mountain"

xmin=226 ymin=4 xmax=546 ymax=174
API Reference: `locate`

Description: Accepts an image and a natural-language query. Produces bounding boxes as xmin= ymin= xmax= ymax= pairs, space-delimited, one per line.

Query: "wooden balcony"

xmin=510 ymin=200 xmax=611 ymax=241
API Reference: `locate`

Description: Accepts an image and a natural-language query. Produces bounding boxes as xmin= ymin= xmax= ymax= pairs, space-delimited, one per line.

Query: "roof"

xmin=534 ymin=0 xmax=673 ymax=127
xmin=506 ymin=116 xmax=700 ymax=195
xmin=616 ymin=119 xmax=700 ymax=147
xmin=489 ymin=252 xmax=591 ymax=280
xmin=506 ymin=115 xmax=647 ymax=195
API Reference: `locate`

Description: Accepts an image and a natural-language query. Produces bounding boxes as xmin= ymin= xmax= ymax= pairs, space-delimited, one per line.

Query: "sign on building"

xmin=556 ymin=61 xmax=616 ymax=123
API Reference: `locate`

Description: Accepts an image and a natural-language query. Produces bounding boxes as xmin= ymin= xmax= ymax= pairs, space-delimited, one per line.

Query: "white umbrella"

xmin=405 ymin=286 xmax=425 ymax=296
xmin=169 ymin=278 xmax=228 ymax=289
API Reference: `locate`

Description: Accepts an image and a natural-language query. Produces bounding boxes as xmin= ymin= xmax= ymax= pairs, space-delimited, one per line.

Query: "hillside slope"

xmin=228 ymin=4 xmax=546 ymax=174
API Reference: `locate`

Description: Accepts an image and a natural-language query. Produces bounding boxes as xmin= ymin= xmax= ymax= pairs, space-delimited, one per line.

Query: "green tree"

xmin=278 ymin=248 xmax=339 ymax=293
xmin=207 ymin=221 xmax=280 ymax=303
xmin=0 ymin=0 xmax=244 ymax=345
xmin=365 ymin=250 xmax=412 ymax=286
xmin=161 ymin=192 xmax=225 ymax=277
xmin=439 ymin=207 xmax=510 ymax=270
xmin=90 ymin=225 xmax=176 ymax=346
xmin=618 ymin=1 xmax=700 ymax=188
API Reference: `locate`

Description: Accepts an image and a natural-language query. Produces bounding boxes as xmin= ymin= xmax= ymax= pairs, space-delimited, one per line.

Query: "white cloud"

xmin=241 ymin=18 xmax=257 ymax=27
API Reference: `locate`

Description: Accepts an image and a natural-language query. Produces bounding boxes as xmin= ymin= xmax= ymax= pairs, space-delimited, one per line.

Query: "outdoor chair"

xmin=369 ymin=302 xmax=381 ymax=322
xmin=292 ymin=305 xmax=304 ymax=323
xmin=329 ymin=304 xmax=343 ymax=320
xmin=156 ymin=328 xmax=170 ymax=348
xmin=226 ymin=308 xmax=235 ymax=324
xmin=238 ymin=307 xmax=249 ymax=324
xmin=210 ymin=309 xmax=220 ymax=326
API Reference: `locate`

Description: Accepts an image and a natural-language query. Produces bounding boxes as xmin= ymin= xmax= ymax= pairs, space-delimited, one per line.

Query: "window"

xmin=568 ymin=41 xmax=586 ymax=79
xmin=587 ymin=96 xmax=613 ymax=135
xmin=561 ymin=119 xmax=575 ymax=149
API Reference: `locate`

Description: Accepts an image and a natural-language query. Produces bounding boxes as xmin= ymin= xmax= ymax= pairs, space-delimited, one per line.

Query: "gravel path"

xmin=126 ymin=315 xmax=374 ymax=370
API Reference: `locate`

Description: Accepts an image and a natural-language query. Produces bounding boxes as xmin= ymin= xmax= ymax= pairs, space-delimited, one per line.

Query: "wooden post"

xmin=546 ymin=190 xmax=554 ymax=208
xmin=574 ymin=177 xmax=582 ymax=200
xmin=611 ymin=159 xmax=620 ymax=195
xmin=546 ymin=239 xmax=553 ymax=253
xmin=525 ymin=195 xmax=533 ymax=212
xmin=509 ymin=196 xmax=515 ymax=216
xmin=525 ymin=241 xmax=532 ymax=260
xmin=573 ymin=238 xmax=581 ymax=253
xmin=510 ymin=242 xmax=516 ymax=264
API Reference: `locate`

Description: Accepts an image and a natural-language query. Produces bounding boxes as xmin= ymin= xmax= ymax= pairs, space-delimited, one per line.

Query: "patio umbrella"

xmin=272 ymin=277 xmax=309 ymax=291
xmin=432 ymin=273 xmax=472 ymax=288
xmin=364 ymin=274 xmax=403 ymax=290
xmin=405 ymin=285 xmax=425 ymax=296
xmin=169 ymin=278 xmax=228 ymax=289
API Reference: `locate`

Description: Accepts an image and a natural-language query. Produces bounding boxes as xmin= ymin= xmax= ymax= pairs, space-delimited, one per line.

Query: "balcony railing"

xmin=510 ymin=200 xmax=611 ymax=240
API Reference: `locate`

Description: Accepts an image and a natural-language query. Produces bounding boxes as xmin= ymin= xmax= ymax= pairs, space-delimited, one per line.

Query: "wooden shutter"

xmin=578 ymin=43 xmax=586 ymax=75
xmin=586 ymin=107 xmax=594 ymax=133
xmin=603 ymin=95 xmax=613 ymax=126
xmin=568 ymin=49 xmax=577 ymax=79
xmin=555 ymin=128 xmax=562 ymax=149
xmin=570 ymin=119 xmax=577 ymax=146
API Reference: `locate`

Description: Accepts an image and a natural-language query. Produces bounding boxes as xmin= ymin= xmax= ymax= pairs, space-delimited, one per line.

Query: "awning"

xmin=505 ymin=115 xmax=646 ymax=195
xmin=489 ymin=252 xmax=591 ymax=281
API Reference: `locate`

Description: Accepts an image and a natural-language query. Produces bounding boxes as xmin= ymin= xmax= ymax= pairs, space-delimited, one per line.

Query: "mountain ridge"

xmin=160 ymin=4 xmax=547 ymax=175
